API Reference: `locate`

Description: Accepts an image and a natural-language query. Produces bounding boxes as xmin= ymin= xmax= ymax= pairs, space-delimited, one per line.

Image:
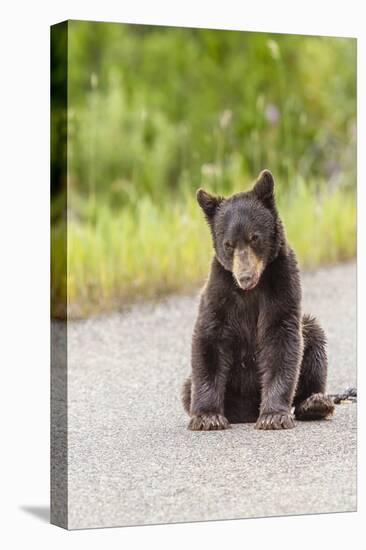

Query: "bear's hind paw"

xmin=295 ymin=393 xmax=335 ymax=420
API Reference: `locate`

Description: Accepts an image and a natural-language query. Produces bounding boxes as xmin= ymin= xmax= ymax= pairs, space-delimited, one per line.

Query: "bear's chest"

xmin=219 ymin=299 xmax=261 ymax=393
xmin=220 ymin=294 xmax=260 ymax=366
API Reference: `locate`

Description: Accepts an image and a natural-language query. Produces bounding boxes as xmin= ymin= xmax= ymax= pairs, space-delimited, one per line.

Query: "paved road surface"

xmin=64 ymin=263 xmax=356 ymax=529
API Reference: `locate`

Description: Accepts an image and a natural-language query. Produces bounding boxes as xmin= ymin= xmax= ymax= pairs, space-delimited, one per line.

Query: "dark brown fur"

xmin=182 ymin=170 xmax=334 ymax=430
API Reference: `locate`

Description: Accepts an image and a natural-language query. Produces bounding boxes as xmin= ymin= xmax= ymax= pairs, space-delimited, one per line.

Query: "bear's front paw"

xmin=255 ymin=412 xmax=295 ymax=430
xmin=188 ymin=413 xmax=230 ymax=431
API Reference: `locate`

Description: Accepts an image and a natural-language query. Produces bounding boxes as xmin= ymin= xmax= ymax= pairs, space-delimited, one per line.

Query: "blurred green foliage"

xmin=51 ymin=21 xmax=356 ymax=318
xmin=64 ymin=21 xmax=356 ymax=205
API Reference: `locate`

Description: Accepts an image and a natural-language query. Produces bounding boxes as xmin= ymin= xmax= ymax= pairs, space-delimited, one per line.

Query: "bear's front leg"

xmin=188 ymin=330 xmax=231 ymax=431
xmin=255 ymin=314 xmax=302 ymax=430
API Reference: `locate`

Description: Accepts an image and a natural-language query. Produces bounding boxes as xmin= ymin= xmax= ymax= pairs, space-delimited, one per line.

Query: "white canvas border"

xmin=0 ymin=1 xmax=364 ymax=548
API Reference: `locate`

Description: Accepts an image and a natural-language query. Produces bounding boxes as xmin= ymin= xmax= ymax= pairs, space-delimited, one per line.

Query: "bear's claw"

xmin=255 ymin=412 xmax=295 ymax=430
xmin=188 ymin=413 xmax=230 ymax=431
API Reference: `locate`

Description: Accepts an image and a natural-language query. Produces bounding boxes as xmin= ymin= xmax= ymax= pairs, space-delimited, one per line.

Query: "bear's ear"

xmin=196 ymin=188 xmax=224 ymax=220
xmin=253 ymin=169 xmax=275 ymax=209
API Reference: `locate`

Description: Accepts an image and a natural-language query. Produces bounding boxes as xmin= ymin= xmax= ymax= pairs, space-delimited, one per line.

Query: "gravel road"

xmin=64 ymin=262 xmax=356 ymax=529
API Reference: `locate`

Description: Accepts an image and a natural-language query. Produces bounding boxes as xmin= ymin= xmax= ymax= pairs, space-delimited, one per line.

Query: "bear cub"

xmin=182 ymin=169 xmax=335 ymax=430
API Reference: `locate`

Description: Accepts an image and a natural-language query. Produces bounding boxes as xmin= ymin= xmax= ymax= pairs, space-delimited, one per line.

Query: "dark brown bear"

xmin=182 ymin=169 xmax=335 ymax=430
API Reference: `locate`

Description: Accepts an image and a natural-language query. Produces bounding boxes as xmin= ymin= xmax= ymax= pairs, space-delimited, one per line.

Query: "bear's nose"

xmin=239 ymin=274 xmax=252 ymax=287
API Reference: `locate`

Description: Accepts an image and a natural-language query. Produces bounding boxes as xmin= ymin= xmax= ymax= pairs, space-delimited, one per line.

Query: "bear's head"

xmin=196 ymin=169 xmax=285 ymax=291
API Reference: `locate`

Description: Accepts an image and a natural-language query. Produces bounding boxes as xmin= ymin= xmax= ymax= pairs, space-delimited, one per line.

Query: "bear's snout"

xmin=232 ymin=246 xmax=263 ymax=290
xmin=237 ymin=273 xmax=259 ymax=291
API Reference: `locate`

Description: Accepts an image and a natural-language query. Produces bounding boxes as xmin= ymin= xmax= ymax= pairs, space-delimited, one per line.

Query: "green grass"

xmin=51 ymin=179 xmax=356 ymax=318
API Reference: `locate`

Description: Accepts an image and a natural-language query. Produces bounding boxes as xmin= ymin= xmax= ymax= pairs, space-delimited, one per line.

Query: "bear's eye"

xmin=224 ymin=240 xmax=234 ymax=250
xmin=250 ymin=233 xmax=259 ymax=243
